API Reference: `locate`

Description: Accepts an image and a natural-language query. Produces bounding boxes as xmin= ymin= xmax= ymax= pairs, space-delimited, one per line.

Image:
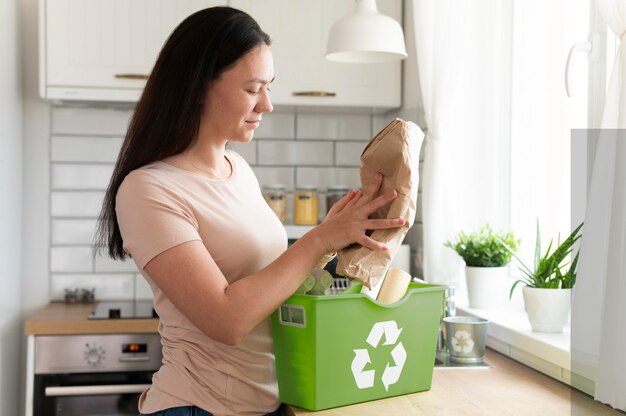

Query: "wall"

xmin=20 ymin=0 xmax=425 ymax=308
xmin=46 ymin=105 xmax=422 ymax=301
xmin=1 ymin=0 xmax=23 ymax=414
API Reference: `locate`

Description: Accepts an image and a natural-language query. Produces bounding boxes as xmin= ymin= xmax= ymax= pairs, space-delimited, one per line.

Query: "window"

xmin=451 ymin=0 xmax=617 ymax=384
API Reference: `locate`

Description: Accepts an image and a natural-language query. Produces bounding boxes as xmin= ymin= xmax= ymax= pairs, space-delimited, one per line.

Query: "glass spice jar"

xmin=64 ymin=287 xmax=79 ymax=304
xmin=80 ymin=287 xmax=96 ymax=303
xmin=263 ymin=184 xmax=287 ymax=223
xmin=294 ymin=185 xmax=319 ymax=225
xmin=326 ymin=185 xmax=350 ymax=215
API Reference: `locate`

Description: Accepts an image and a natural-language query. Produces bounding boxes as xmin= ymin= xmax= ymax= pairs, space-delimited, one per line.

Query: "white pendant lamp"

xmin=325 ymin=0 xmax=407 ymax=63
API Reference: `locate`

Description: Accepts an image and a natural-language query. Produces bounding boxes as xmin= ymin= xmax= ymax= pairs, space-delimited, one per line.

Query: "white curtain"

xmin=572 ymin=0 xmax=626 ymax=409
xmin=412 ymin=0 xmax=471 ymax=285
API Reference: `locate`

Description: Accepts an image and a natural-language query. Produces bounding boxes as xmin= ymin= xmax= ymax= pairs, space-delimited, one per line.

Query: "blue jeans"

xmin=140 ymin=404 xmax=283 ymax=416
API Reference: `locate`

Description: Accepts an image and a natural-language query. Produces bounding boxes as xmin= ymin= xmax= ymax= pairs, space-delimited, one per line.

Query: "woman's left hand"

xmin=313 ymin=172 xmax=404 ymax=254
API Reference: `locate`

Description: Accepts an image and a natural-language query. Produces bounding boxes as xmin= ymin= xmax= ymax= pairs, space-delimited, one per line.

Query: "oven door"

xmin=34 ymin=371 xmax=153 ymax=416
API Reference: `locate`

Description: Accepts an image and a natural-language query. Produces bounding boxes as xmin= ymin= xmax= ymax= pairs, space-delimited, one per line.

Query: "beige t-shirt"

xmin=116 ymin=150 xmax=287 ymax=416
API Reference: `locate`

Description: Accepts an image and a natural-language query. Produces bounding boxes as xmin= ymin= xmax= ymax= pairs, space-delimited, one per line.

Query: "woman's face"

xmin=200 ymin=44 xmax=274 ymax=144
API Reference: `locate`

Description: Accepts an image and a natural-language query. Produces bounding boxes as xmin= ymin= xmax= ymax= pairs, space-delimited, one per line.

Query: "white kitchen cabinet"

xmin=39 ymin=0 xmax=225 ymax=102
xmin=40 ymin=0 xmax=402 ymax=109
xmin=231 ymin=0 xmax=402 ymax=110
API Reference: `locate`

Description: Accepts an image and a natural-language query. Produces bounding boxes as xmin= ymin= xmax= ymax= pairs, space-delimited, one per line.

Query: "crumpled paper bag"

xmin=336 ymin=118 xmax=424 ymax=289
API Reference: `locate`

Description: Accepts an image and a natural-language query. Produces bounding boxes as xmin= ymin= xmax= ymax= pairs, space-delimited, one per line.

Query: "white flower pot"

xmin=522 ymin=286 xmax=571 ymax=333
xmin=465 ymin=266 xmax=507 ymax=309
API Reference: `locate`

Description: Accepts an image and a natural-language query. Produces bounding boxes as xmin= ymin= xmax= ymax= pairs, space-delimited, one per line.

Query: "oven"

xmin=33 ymin=333 xmax=162 ymax=416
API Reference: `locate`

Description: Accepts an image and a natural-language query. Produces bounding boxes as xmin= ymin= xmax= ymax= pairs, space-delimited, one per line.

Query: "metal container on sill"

xmin=443 ymin=316 xmax=489 ymax=363
xmin=325 ymin=185 xmax=350 ymax=215
xmin=263 ymin=184 xmax=287 ymax=223
xmin=293 ymin=185 xmax=319 ymax=225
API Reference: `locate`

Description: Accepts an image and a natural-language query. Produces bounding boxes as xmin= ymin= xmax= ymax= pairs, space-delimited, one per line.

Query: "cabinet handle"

xmin=114 ymin=73 xmax=150 ymax=80
xmin=292 ymin=91 xmax=336 ymax=97
xmin=45 ymin=384 xmax=151 ymax=397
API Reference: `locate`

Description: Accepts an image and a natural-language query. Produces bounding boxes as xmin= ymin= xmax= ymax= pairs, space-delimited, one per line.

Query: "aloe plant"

xmin=500 ymin=220 xmax=583 ymax=299
xmin=444 ymin=224 xmax=520 ymax=267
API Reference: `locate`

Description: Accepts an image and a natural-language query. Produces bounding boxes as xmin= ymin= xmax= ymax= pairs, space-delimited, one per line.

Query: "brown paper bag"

xmin=336 ymin=118 xmax=424 ymax=289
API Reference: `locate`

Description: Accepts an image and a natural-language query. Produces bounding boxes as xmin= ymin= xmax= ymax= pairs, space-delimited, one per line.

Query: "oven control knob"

xmin=84 ymin=344 xmax=105 ymax=366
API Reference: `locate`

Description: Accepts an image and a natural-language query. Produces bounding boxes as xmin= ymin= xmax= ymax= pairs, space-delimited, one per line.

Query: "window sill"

xmin=455 ymin=288 xmax=572 ymax=386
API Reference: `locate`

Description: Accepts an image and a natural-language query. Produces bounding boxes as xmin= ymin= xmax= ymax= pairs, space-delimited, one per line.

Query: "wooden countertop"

xmin=24 ymin=302 xmax=159 ymax=335
xmin=286 ymin=348 xmax=622 ymax=416
xmin=24 ymin=305 xmax=622 ymax=415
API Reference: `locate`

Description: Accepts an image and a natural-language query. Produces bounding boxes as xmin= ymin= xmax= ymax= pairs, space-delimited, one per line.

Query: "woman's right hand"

xmin=312 ymin=172 xmax=405 ymax=254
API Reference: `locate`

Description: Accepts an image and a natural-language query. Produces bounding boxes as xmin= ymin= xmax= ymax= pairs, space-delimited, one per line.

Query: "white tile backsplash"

xmin=52 ymin=136 xmax=122 ymax=162
xmin=45 ymin=106 xmax=424 ymax=300
xmin=51 ymin=219 xmax=97 ymax=244
xmin=252 ymin=166 xmax=295 ymax=189
xmin=254 ymin=112 xmax=295 ymax=139
xmin=51 ymin=192 xmax=105 ymax=217
xmin=50 ymin=247 xmax=93 ymax=272
xmin=296 ymin=167 xmax=360 ymax=190
xmin=134 ymin=274 xmax=153 ymax=300
xmin=52 ymin=106 xmax=133 ymax=135
xmin=50 ymin=273 xmax=135 ymax=301
xmin=227 ymin=141 xmax=256 ymax=164
xmin=372 ymin=113 xmax=399 ymax=137
xmin=296 ymin=113 xmax=372 ymax=140
xmin=52 ymin=164 xmax=114 ymax=190
xmin=335 ymin=141 xmax=368 ymax=166
xmin=94 ymin=254 xmax=139 ymax=273
xmin=258 ymin=141 xmax=333 ymax=166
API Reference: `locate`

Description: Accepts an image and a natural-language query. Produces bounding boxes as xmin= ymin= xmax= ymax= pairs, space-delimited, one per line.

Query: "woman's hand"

xmin=313 ymin=172 xmax=404 ymax=253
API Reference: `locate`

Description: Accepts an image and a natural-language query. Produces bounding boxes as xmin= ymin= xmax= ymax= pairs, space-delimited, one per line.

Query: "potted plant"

xmin=503 ymin=220 xmax=583 ymax=333
xmin=445 ymin=224 xmax=520 ymax=309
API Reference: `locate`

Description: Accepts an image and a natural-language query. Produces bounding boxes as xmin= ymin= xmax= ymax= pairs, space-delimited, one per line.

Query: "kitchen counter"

xmin=24 ymin=305 xmax=622 ymax=415
xmin=285 ymin=348 xmax=622 ymax=416
xmin=24 ymin=301 xmax=158 ymax=335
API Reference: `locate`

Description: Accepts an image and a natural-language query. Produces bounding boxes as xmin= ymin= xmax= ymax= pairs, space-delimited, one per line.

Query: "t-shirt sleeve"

xmin=116 ymin=169 xmax=201 ymax=270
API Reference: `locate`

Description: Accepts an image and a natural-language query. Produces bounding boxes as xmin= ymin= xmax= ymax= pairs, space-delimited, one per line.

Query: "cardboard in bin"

xmin=271 ymin=282 xmax=445 ymax=411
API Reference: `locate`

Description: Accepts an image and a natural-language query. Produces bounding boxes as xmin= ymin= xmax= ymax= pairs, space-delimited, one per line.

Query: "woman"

xmin=96 ymin=6 xmax=404 ymax=416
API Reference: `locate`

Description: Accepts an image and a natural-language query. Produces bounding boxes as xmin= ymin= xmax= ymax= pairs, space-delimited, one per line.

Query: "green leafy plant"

xmin=501 ymin=220 xmax=583 ymax=298
xmin=444 ymin=224 xmax=520 ymax=267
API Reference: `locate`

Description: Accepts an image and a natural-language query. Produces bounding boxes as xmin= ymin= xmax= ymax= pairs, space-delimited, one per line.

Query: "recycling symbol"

xmin=351 ymin=320 xmax=407 ymax=391
xmin=450 ymin=330 xmax=474 ymax=353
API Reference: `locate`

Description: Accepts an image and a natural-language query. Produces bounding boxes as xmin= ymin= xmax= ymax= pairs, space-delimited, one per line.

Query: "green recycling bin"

xmin=271 ymin=281 xmax=445 ymax=411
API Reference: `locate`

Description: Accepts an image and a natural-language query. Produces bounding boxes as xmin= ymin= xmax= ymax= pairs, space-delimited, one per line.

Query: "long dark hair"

xmin=95 ymin=7 xmax=271 ymax=259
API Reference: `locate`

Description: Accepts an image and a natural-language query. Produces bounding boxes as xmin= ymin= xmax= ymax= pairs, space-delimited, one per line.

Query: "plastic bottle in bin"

xmin=293 ymin=185 xmax=318 ymax=225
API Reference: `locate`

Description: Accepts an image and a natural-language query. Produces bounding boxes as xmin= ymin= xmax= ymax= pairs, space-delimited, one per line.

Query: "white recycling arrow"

xmin=351 ymin=349 xmax=375 ymax=389
xmin=366 ymin=321 xmax=403 ymax=348
xmin=381 ymin=341 xmax=407 ymax=391
xmin=352 ymin=320 xmax=407 ymax=391
xmin=451 ymin=330 xmax=475 ymax=353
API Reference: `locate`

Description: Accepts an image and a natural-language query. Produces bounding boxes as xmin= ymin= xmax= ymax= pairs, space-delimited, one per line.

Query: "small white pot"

xmin=465 ymin=266 xmax=507 ymax=309
xmin=522 ymin=286 xmax=572 ymax=333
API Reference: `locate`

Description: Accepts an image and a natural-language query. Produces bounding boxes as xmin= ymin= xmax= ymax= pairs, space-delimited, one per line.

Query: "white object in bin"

xmin=376 ymin=267 xmax=412 ymax=304
xmin=360 ymin=275 xmax=385 ymax=299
